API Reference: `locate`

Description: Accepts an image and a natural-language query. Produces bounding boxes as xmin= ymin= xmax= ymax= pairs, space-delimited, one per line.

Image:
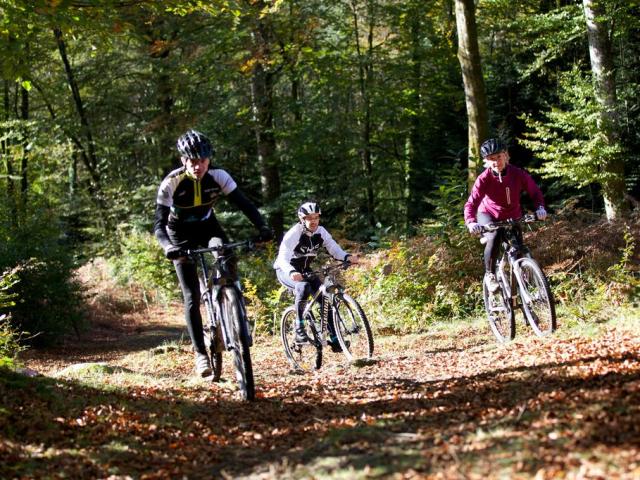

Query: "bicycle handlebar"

xmin=480 ymin=214 xmax=538 ymax=233
xmin=184 ymin=239 xmax=254 ymax=257
xmin=301 ymin=259 xmax=353 ymax=279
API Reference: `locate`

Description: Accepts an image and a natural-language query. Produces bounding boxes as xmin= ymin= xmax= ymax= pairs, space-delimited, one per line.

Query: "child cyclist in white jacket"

xmin=274 ymin=202 xmax=359 ymax=351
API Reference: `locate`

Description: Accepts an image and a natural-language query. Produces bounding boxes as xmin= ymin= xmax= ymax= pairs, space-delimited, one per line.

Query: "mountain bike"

xmin=185 ymin=238 xmax=255 ymax=401
xmin=480 ymin=214 xmax=557 ymax=342
xmin=280 ymin=260 xmax=374 ymax=371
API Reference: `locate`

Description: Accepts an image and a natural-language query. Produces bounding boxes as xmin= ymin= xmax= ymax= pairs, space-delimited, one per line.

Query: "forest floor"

xmin=3 ymin=278 xmax=640 ymax=479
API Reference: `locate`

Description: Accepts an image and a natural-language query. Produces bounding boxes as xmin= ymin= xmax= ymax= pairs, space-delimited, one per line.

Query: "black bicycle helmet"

xmin=480 ymin=138 xmax=506 ymax=158
xmin=297 ymin=201 xmax=321 ymax=221
xmin=176 ymin=129 xmax=214 ymax=160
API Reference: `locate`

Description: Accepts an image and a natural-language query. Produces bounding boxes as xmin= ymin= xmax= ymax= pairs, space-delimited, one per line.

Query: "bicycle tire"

xmin=483 ymin=275 xmax=515 ymax=343
xmin=280 ymin=306 xmax=322 ymax=371
xmin=221 ymin=288 xmax=255 ymax=400
xmin=202 ymin=295 xmax=223 ymax=381
xmin=332 ymin=294 xmax=374 ymax=361
xmin=516 ymin=258 xmax=556 ymax=337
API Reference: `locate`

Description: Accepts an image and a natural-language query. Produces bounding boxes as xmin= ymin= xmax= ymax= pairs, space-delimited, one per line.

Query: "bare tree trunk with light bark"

xmin=582 ymin=0 xmax=627 ymax=220
xmin=454 ymin=0 xmax=489 ymax=190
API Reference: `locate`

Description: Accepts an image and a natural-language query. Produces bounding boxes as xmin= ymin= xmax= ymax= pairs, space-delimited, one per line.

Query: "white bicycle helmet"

xmin=297 ymin=202 xmax=321 ymax=222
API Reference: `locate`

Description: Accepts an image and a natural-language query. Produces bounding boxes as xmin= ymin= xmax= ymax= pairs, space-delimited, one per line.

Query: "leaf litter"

xmin=3 ymin=300 xmax=640 ymax=479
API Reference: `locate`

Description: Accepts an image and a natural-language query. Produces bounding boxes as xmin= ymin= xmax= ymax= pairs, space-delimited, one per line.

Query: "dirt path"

xmin=6 ymin=302 xmax=640 ymax=479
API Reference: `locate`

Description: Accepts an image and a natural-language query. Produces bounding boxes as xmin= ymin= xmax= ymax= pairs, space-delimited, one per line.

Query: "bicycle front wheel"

xmin=221 ymin=288 xmax=255 ymax=401
xmin=202 ymin=295 xmax=223 ymax=381
xmin=280 ymin=306 xmax=322 ymax=371
xmin=332 ymin=294 xmax=374 ymax=361
xmin=483 ymin=276 xmax=515 ymax=343
xmin=516 ymin=258 xmax=556 ymax=337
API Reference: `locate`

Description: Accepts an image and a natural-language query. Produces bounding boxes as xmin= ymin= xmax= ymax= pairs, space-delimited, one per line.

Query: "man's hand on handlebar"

xmin=164 ymin=245 xmax=186 ymax=260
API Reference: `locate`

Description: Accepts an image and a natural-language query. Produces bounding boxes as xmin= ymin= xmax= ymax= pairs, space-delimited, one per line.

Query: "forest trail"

xmin=6 ymin=300 xmax=640 ymax=480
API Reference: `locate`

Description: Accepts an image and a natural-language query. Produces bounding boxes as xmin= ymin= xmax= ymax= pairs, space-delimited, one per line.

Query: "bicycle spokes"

xmin=517 ymin=258 xmax=556 ymax=337
xmin=484 ymin=280 xmax=515 ymax=343
xmin=280 ymin=307 xmax=322 ymax=371
xmin=221 ymin=288 xmax=255 ymax=400
xmin=333 ymin=294 xmax=374 ymax=361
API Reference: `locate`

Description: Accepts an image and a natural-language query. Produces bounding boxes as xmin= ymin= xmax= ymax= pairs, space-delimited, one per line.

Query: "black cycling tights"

xmin=477 ymin=212 xmax=523 ymax=273
xmin=174 ymin=258 xmax=207 ymax=355
xmin=169 ymin=216 xmax=228 ymax=356
xmin=275 ymin=268 xmax=337 ymax=338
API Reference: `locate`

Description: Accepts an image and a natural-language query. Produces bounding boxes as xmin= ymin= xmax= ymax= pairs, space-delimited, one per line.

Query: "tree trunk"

xmin=3 ymin=79 xmax=17 ymax=227
xmin=53 ymin=27 xmax=103 ymax=198
xmin=249 ymin=16 xmax=283 ymax=238
xmin=145 ymin=22 xmax=176 ymax=170
xmin=20 ymin=83 xmax=28 ymax=206
xmin=288 ymin=1 xmax=302 ymax=124
xmin=406 ymin=14 xmax=427 ymax=227
xmin=582 ymin=0 xmax=627 ymax=220
xmin=351 ymin=0 xmax=376 ymax=228
xmin=454 ymin=0 xmax=489 ymax=191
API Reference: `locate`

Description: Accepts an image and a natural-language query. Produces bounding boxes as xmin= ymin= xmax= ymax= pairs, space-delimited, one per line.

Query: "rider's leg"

xmin=325 ymin=304 xmax=342 ymax=352
xmin=168 ymin=221 xmax=229 ymax=377
xmin=276 ymin=269 xmax=312 ymax=343
xmin=174 ymin=257 xmax=212 ymax=376
xmin=292 ymin=282 xmax=313 ymax=342
xmin=478 ymin=212 xmax=500 ymax=291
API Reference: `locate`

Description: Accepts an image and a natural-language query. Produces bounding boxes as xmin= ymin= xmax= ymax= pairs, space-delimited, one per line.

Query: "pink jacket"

xmin=464 ymin=165 xmax=545 ymax=224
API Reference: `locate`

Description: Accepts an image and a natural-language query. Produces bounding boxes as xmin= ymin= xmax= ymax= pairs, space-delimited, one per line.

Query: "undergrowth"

xmin=96 ymin=207 xmax=639 ymax=337
xmin=345 ymin=207 xmax=639 ymax=334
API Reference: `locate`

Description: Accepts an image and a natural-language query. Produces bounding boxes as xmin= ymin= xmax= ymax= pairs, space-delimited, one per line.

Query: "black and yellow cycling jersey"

xmin=154 ymin=166 xmax=265 ymax=252
xmin=156 ymin=167 xmax=237 ymax=227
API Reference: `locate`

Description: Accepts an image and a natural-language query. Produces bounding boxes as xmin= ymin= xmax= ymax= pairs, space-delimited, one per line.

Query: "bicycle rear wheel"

xmin=516 ymin=258 xmax=556 ymax=337
xmin=221 ymin=288 xmax=255 ymax=400
xmin=483 ymin=276 xmax=515 ymax=343
xmin=202 ymin=295 xmax=223 ymax=381
xmin=280 ymin=307 xmax=322 ymax=371
xmin=332 ymin=294 xmax=374 ymax=361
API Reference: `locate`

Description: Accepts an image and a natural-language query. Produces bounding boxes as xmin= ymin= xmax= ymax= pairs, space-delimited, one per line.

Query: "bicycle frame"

xmin=487 ymin=216 xmax=535 ymax=310
xmin=280 ymin=260 xmax=374 ymax=369
xmin=300 ymin=265 xmax=345 ymax=346
xmin=189 ymin=240 xmax=252 ymax=351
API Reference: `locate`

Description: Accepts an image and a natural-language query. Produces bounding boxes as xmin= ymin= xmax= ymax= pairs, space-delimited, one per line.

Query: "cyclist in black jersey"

xmin=274 ymin=202 xmax=359 ymax=351
xmin=154 ymin=129 xmax=272 ymax=377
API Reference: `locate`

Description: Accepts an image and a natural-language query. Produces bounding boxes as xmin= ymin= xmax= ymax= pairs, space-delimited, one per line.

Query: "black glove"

xmin=164 ymin=245 xmax=185 ymax=260
xmin=258 ymin=225 xmax=274 ymax=242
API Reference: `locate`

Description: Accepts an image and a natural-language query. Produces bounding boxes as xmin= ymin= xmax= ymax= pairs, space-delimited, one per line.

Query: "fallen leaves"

xmin=3 ymin=323 xmax=640 ymax=479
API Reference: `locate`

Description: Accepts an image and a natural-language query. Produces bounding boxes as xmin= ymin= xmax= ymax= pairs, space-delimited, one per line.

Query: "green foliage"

xmin=521 ymin=66 xmax=623 ymax=190
xmin=5 ymin=256 xmax=83 ymax=347
xmin=0 ymin=0 xmax=638 ymax=343
xmin=0 ymin=197 xmax=84 ymax=346
xmin=345 ymin=237 xmax=482 ymax=334
xmin=239 ymin=242 xmax=281 ymax=335
xmin=108 ymin=227 xmax=179 ymax=304
xmin=344 ymin=168 xmax=482 ymax=333
xmin=0 ymin=272 xmax=23 ymax=363
xmin=525 ymin=211 xmax=640 ymax=328
xmin=420 ymin=165 xmax=470 ymax=247
xmin=605 ymin=224 xmax=640 ymax=304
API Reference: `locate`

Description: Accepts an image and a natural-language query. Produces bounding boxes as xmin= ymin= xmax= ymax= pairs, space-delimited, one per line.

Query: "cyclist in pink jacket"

xmin=464 ymin=138 xmax=547 ymax=292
